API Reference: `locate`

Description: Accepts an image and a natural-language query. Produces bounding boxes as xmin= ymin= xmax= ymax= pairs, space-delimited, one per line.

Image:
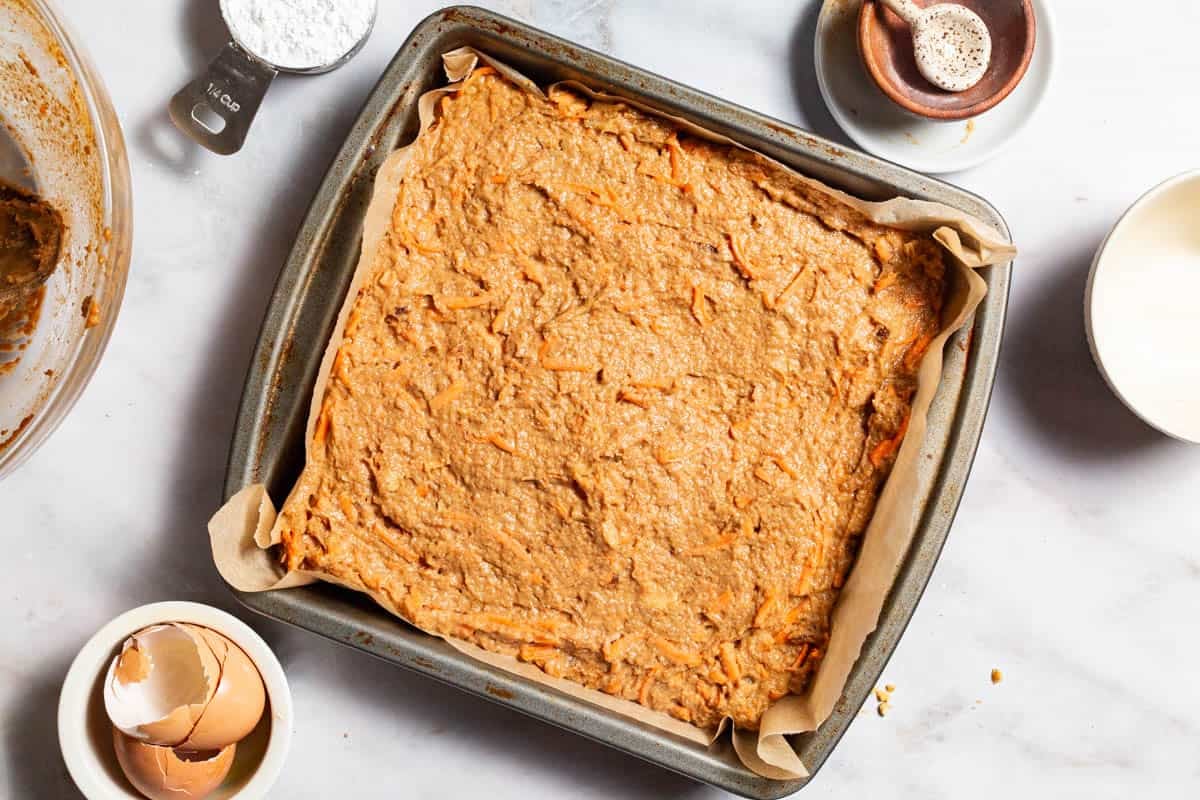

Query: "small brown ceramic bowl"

xmin=858 ymin=0 xmax=1036 ymax=121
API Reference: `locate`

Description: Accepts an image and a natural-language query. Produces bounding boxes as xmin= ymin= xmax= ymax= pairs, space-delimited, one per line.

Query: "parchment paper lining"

xmin=208 ymin=47 xmax=1015 ymax=779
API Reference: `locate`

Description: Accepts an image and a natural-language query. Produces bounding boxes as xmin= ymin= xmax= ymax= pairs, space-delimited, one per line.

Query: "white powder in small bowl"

xmin=221 ymin=0 xmax=375 ymax=71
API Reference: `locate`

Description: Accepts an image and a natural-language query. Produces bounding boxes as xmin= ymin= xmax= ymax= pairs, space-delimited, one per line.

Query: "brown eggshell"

xmin=112 ymin=728 xmax=235 ymax=800
xmin=180 ymin=626 xmax=267 ymax=751
xmin=104 ymin=624 xmax=222 ymax=746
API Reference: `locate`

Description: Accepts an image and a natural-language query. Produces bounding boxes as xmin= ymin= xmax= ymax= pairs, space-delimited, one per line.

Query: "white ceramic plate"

xmin=814 ymin=0 xmax=1056 ymax=174
xmin=1085 ymin=170 xmax=1200 ymax=444
xmin=58 ymin=602 xmax=292 ymax=800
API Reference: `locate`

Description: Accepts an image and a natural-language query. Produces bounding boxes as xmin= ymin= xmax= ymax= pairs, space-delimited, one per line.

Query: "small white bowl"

xmin=1086 ymin=169 xmax=1200 ymax=444
xmin=58 ymin=602 xmax=292 ymax=800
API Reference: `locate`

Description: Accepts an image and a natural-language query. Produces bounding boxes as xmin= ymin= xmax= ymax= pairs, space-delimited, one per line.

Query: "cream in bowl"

xmin=58 ymin=602 xmax=292 ymax=800
xmin=1085 ymin=170 xmax=1200 ymax=444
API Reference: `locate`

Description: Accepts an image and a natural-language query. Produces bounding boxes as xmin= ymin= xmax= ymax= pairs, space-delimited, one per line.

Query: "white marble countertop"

xmin=3 ymin=1 xmax=1199 ymax=797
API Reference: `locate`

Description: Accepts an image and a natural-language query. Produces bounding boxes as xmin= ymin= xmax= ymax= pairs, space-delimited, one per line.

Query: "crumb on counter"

xmin=991 ymin=668 xmax=1003 ymax=685
xmin=874 ymin=683 xmax=894 ymax=716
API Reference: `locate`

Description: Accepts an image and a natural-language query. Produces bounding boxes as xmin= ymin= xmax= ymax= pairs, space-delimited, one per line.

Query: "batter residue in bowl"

xmin=0 ymin=180 xmax=62 ymax=375
xmin=0 ymin=181 xmax=62 ymax=320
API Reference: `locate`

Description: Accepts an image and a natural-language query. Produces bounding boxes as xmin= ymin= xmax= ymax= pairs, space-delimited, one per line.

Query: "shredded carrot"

xmin=332 ymin=350 xmax=351 ymax=385
xmin=719 ymin=642 xmax=741 ymax=684
xmin=873 ymin=270 xmax=898 ymax=294
xmin=753 ymin=466 xmax=773 ymax=483
xmin=617 ymin=388 xmax=650 ymax=409
xmin=667 ymin=136 xmax=686 ymax=185
xmin=784 ymin=600 xmax=810 ymax=625
xmin=727 ymin=233 xmax=761 ymax=279
xmin=685 ymin=530 xmax=737 ymax=556
xmin=491 ymin=295 xmax=515 ymax=333
xmin=520 ymin=644 xmax=567 ymax=675
xmin=869 ymin=413 xmax=911 ymax=467
xmin=337 ymin=493 xmax=357 ymax=524
xmin=774 ymin=266 xmax=808 ymax=307
xmin=904 ymin=332 xmax=935 ymax=370
xmin=429 ymin=379 xmax=465 ymax=412
xmin=464 ymin=65 xmax=497 ymax=84
xmin=767 ymin=452 xmax=798 ymax=480
xmin=795 ymin=539 xmax=825 ymax=595
xmin=603 ymin=632 xmax=643 ymax=663
xmin=560 ymin=182 xmax=639 ymax=223
xmin=690 ymin=284 xmax=710 ymax=327
xmin=486 ymin=432 xmax=517 ymax=454
xmin=618 ymin=132 xmax=635 ymax=152
xmin=312 ymin=401 xmax=332 ymax=445
xmin=344 ymin=307 xmax=362 ymax=339
xmin=788 ymin=643 xmax=811 ymax=671
xmin=705 ymin=590 xmax=734 ymax=619
xmin=728 ymin=418 xmax=751 ymax=440
xmin=653 ymin=637 xmax=702 ymax=667
xmin=440 ymin=292 xmax=494 ymax=310
xmin=408 ymin=230 xmax=443 ymax=255
xmin=654 ymin=444 xmax=692 ymax=465
xmin=552 ymin=90 xmax=590 ymax=119
xmin=374 ymin=524 xmax=419 ymax=563
xmin=415 ymin=483 xmax=431 ymax=498
xmin=752 ymin=589 xmax=778 ymax=628
xmin=521 ymin=256 xmax=547 ymax=288
xmin=601 ymin=676 xmax=624 ymax=695
xmin=638 ymin=667 xmax=661 ymax=706
xmin=437 ymin=510 xmax=476 ymax=528
xmin=631 ymin=377 xmax=676 ymax=391
xmin=733 ymin=493 xmax=754 ymax=509
xmin=874 ymin=236 xmax=896 ymax=262
xmin=539 ymin=336 xmax=596 ymax=372
xmin=489 ymin=173 xmax=508 ymax=184
xmin=488 ymin=528 xmax=532 ymax=562
xmin=668 ymin=704 xmax=693 ymax=723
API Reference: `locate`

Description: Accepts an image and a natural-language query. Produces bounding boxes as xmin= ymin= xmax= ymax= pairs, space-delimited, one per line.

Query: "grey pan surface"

xmin=221 ymin=6 xmax=1012 ymax=797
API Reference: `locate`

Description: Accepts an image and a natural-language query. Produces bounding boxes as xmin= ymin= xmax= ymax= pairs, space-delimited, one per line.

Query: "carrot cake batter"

xmin=277 ymin=69 xmax=946 ymax=731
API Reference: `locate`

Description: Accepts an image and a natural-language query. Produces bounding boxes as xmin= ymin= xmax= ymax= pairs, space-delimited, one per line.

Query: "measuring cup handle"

xmin=169 ymin=43 xmax=277 ymax=155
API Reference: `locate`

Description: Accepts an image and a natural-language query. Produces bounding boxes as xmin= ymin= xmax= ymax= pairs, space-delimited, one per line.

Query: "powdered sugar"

xmin=221 ymin=0 xmax=375 ymax=71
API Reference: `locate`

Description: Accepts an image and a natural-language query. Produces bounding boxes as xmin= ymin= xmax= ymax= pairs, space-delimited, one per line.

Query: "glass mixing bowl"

xmin=0 ymin=0 xmax=132 ymax=479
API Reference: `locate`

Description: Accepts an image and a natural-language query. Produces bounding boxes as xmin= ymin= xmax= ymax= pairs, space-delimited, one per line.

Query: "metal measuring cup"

xmin=170 ymin=0 xmax=377 ymax=155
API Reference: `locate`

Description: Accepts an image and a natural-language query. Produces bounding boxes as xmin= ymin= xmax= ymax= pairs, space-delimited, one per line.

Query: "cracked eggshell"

xmin=178 ymin=625 xmax=267 ymax=751
xmin=112 ymin=728 xmax=235 ymax=800
xmin=60 ymin=602 xmax=293 ymax=800
xmin=104 ymin=624 xmax=221 ymax=746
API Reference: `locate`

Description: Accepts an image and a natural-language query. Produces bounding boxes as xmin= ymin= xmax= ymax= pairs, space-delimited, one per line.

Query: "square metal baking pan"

xmin=221 ymin=6 xmax=1012 ymax=797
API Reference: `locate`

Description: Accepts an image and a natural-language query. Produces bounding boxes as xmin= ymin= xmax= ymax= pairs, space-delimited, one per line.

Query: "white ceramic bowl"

xmin=1085 ymin=169 xmax=1200 ymax=444
xmin=58 ymin=602 xmax=292 ymax=800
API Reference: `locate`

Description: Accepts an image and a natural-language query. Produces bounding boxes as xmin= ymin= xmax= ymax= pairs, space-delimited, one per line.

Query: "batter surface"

xmin=277 ymin=69 xmax=946 ymax=730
